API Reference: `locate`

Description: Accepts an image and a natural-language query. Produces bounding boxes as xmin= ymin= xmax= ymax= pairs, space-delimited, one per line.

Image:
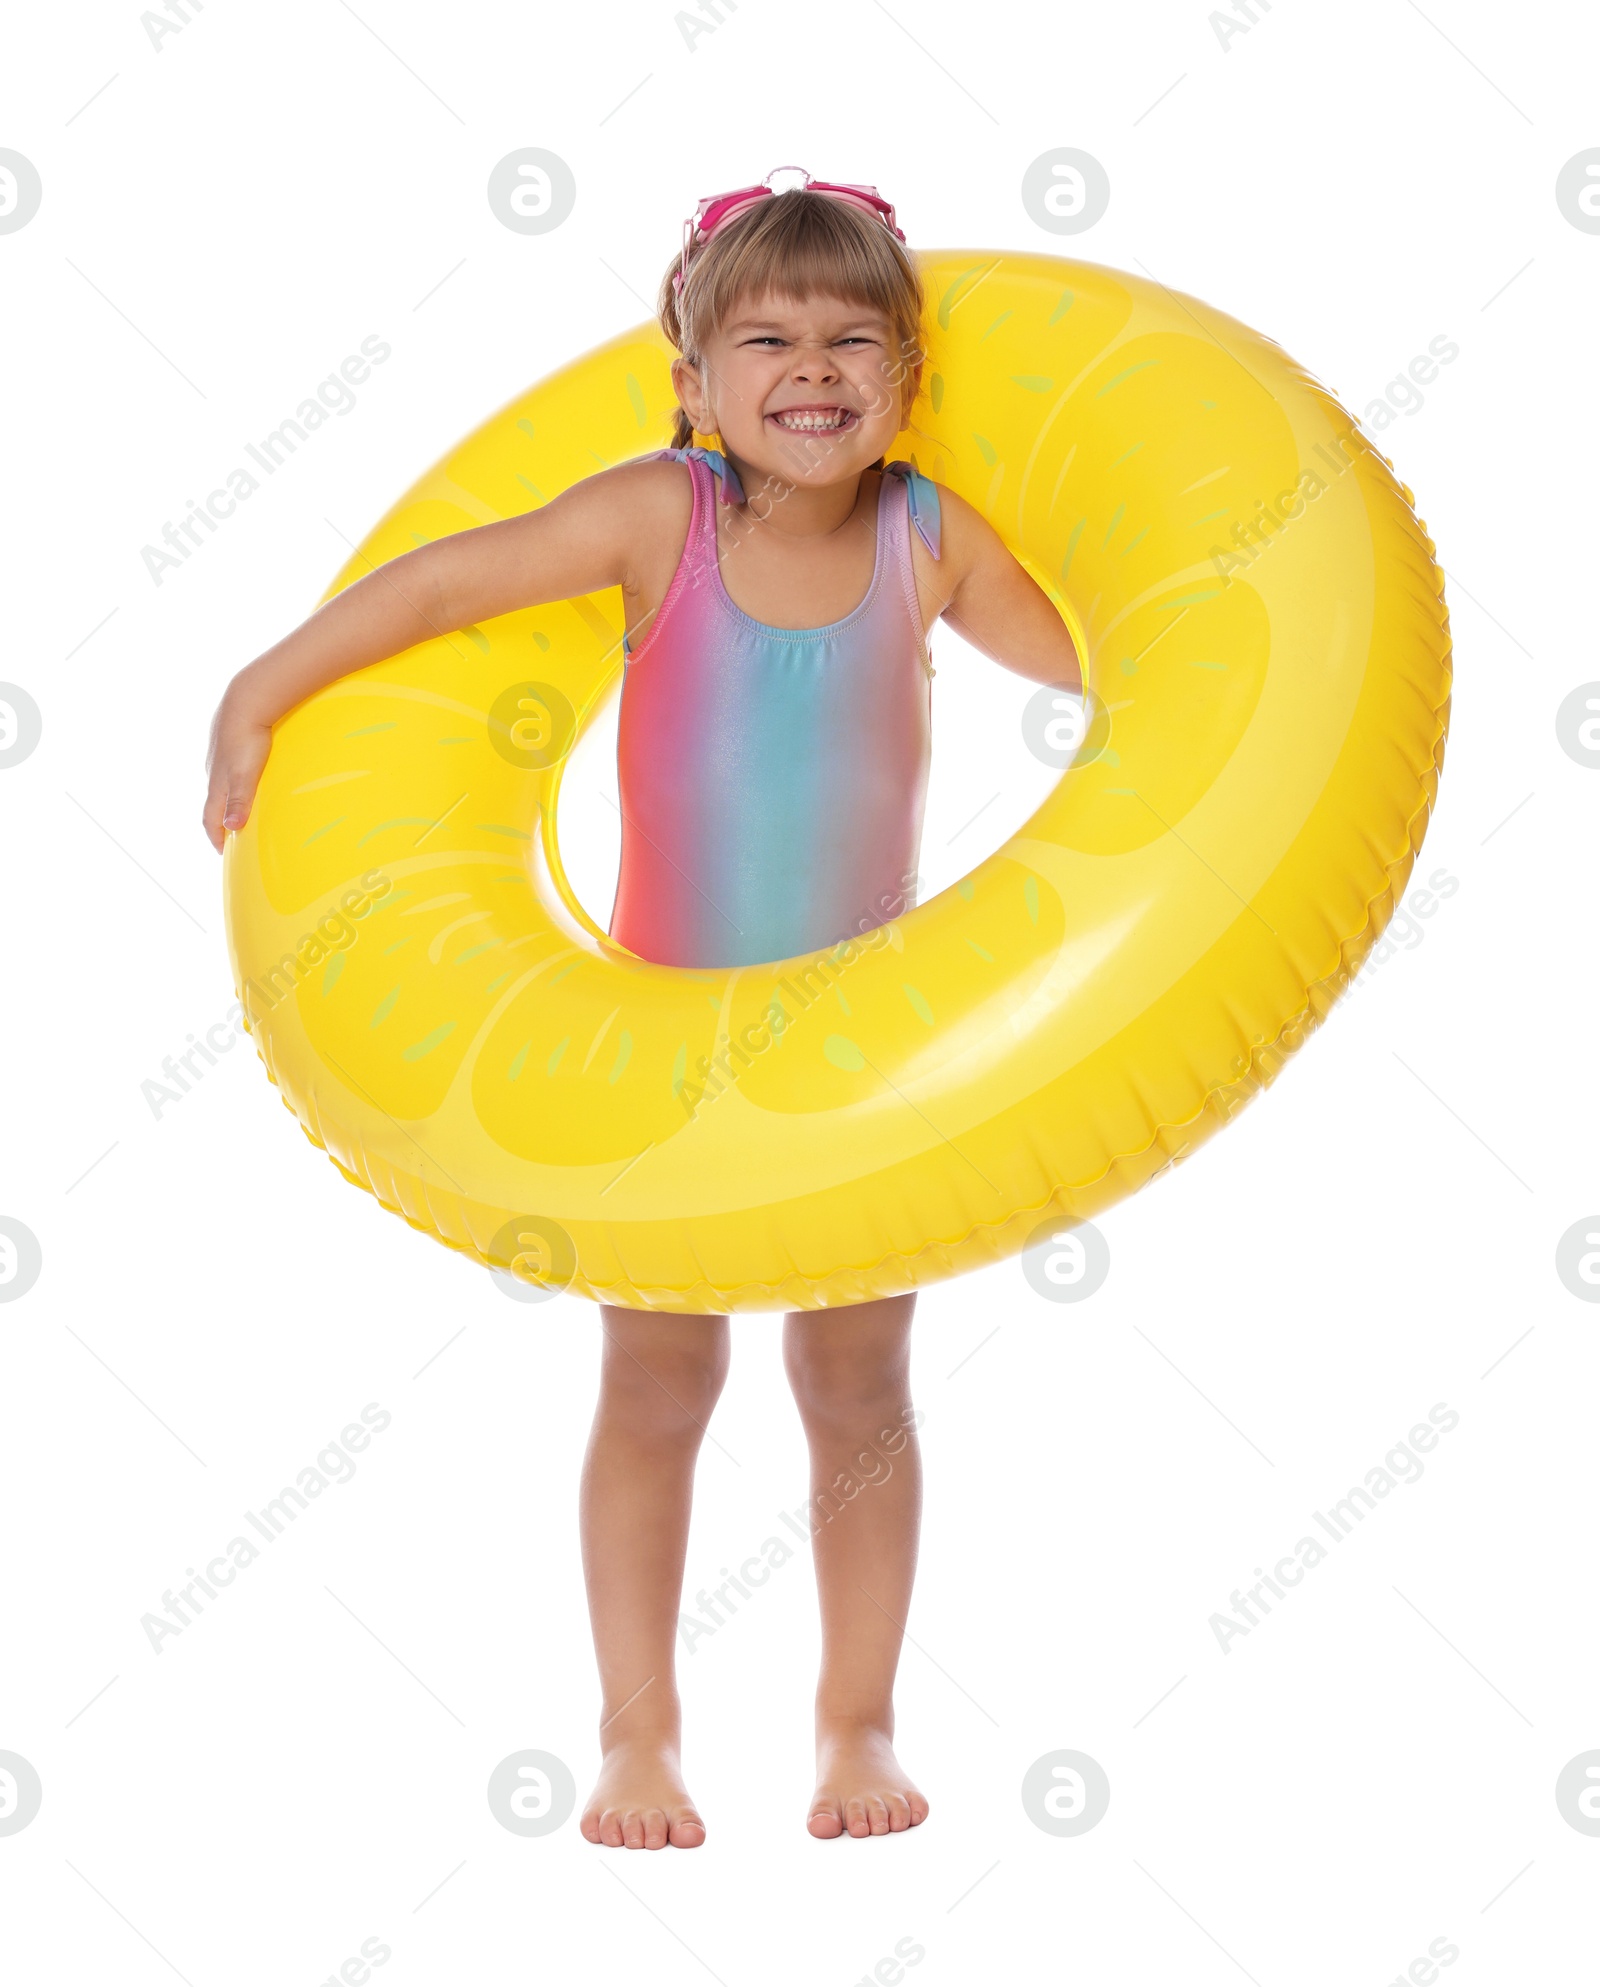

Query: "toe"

xmin=642 ymin=1807 xmax=669 ymax=1850
xmin=865 ymin=1796 xmax=891 ymax=1836
xmin=599 ymin=1807 xmax=626 ymax=1848
xmin=884 ymin=1792 xmax=913 ymax=1832
xmin=908 ymin=1790 xmax=930 ymax=1825
xmin=844 ymin=1798 xmax=872 ymax=1839
xmin=622 ymin=1809 xmax=646 ymax=1849
xmin=580 ymin=1807 xmax=602 ymax=1845
xmin=669 ymin=1809 xmax=707 ymax=1848
xmin=807 ymin=1799 xmax=844 ymax=1839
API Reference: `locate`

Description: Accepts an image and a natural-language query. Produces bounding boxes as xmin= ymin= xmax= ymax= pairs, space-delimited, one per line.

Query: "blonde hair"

xmin=657 ymin=187 xmax=926 ymax=455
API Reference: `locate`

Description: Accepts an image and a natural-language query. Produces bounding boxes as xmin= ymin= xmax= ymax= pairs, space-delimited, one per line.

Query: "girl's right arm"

xmin=202 ymin=460 xmax=678 ymax=850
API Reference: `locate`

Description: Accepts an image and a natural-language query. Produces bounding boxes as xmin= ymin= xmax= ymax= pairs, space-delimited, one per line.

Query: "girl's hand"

xmin=203 ymin=687 xmax=273 ymax=851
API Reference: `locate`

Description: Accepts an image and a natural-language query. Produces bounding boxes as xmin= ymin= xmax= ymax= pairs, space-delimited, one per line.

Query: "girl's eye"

xmin=742 ymin=335 xmax=879 ymax=348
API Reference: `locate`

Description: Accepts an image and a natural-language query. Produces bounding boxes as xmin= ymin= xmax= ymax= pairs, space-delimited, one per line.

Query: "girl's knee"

xmin=783 ymin=1315 xmax=912 ymax=1424
xmin=597 ymin=1310 xmax=729 ymax=1435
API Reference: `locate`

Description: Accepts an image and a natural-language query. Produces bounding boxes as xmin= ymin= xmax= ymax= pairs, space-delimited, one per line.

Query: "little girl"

xmin=204 ymin=170 xmax=1082 ymax=1850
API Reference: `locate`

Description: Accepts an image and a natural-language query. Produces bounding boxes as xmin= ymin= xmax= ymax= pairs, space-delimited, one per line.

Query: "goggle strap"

xmin=673 ymin=171 xmax=904 ymax=291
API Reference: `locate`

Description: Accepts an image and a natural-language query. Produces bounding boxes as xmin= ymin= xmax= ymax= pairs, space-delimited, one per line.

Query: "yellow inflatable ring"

xmin=223 ymin=250 xmax=1451 ymax=1312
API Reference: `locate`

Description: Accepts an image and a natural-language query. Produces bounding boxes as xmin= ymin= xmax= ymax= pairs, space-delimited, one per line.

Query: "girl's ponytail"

xmin=659 ymin=250 xmax=705 ymax=451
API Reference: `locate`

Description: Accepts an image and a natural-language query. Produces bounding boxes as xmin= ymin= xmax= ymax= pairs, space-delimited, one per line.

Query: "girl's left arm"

xmin=931 ymin=484 xmax=1083 ymax=694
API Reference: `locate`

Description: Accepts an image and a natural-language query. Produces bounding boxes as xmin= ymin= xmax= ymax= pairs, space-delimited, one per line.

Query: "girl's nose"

xmin=792 ymin=345 xmax=840 ymax=383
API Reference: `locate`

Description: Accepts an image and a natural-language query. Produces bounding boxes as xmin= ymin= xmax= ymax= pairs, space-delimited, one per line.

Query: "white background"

xmin=2 ymin=1 xmax=1596 ymax=1981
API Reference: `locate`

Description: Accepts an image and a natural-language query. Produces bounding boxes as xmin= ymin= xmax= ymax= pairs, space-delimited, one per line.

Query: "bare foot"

xmin=808 ymin=1720 xmax=929 ymax=1840
xmin=580 ymin=1737 xmax=706 ymax=1849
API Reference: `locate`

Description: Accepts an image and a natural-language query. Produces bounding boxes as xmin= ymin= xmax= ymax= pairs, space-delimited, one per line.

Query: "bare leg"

xmin=783 ymin=1294 xmax=929 ymax=1839
xmin=578 ymin=1306 xmax=729 ymax=1849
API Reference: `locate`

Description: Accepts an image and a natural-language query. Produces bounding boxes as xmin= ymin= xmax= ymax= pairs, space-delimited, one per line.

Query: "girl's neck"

xmin=719 ymin=449 xmax=869 ymax=541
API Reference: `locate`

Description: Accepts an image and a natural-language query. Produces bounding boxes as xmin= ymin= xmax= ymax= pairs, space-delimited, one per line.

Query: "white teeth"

xmin=773 ymin=409 xmax=851 ymax=431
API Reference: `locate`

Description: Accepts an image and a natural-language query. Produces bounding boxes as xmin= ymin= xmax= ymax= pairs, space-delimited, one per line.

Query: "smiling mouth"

xmin=767 ymin=406 xmax=860 ymax=433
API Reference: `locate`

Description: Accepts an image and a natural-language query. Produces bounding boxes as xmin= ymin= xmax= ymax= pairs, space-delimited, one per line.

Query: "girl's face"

xmin=673 ymin=288 xmax=920 ymax=492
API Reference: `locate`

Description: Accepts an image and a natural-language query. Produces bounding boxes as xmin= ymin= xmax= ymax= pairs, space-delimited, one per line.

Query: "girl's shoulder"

xmin=892 ymin=472 xmax=1024 ymax=605
xmin=586 ymin=444 xmax=746 ymax=519
xmin=571 ymin=449 xmax=698 ymax=528
xmin=524 ymin=453 xmax=695 ymax=593
xmin=914 ymin=474 xmax=1010 ymax=564
xmin=599 ymin=449 xmax=701 ymax=489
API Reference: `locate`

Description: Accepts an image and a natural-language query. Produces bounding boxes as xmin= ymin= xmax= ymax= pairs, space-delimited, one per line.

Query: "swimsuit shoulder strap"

xmin=639 ymin=444 xmax=746 ymax=506
xmin=876 ymin=460 xmax=940 ymax=681
xmin=621 ymin=447 xmax=732 ymax=659
xmin=881 ymin=459 xmax=941 ymax=560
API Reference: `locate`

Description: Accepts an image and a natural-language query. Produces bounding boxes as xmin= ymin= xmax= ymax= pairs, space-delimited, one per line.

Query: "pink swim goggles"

xmin=674 ymin=166 xmax=905 ymax=291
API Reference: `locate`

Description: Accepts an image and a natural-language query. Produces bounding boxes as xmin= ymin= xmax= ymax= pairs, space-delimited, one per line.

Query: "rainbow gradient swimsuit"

xmin=608 ymin=447 xmax=941 ymax=970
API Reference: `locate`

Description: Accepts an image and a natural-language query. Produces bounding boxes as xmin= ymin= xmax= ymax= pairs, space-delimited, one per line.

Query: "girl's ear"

xmin=898 ymin=358 xmax=925 ymax=432
xmin=671 ymin=355 xmax=711 ymax=433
